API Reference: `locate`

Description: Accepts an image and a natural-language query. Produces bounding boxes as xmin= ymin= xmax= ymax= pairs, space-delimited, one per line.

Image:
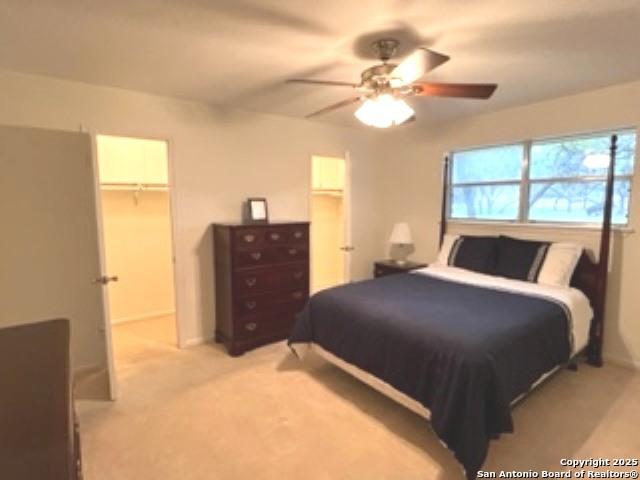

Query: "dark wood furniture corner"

xmin=213 ymin=222 xmax=310 ymax=356
xmin=374 ymin=260 xmax=427 ymax=278
xmin=0 ymin=318 xmax=82 ymax=480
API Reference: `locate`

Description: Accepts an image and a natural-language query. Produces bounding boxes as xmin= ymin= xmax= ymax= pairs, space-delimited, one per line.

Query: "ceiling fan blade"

xmin=401 ymin=115 xmax=417 ymax=126
xmin=287 ymin=79 xmax=358 ymax=88
xmin=390 ymin=48 xmax=450 ymax=87
xmin=305 ymin=97 xmax=362 ymax=118
xmin=413 ymin=82 xmax=498 ymax=99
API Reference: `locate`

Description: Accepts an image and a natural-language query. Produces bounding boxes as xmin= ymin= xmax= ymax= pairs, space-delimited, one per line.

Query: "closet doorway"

xmin=310 ymin=155 xmax=352 ymax=293
xmin=96 ymin=135 xmax=178 ymax=369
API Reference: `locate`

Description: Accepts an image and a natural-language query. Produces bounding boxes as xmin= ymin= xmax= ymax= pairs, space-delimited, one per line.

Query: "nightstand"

xmin=373 ymin=260 xmax=427 ymax=278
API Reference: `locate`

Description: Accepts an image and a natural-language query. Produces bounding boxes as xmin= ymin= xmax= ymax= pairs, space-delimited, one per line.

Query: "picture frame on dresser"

xmin=243 ymin=197 xmax=269 ymax=224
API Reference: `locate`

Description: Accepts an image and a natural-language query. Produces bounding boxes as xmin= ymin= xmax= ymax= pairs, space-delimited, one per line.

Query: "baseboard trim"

xmin=74 ymin=363 xmax=102 ymax=378
xmin=73 ymin=364 xmax=111 ymax=401
xmin=183 ymin=335 xmax=213 ymax=348
xmin=111 ymin=310 xmax=175 ymax=325
xmin=603 ymin=354 xmax=640 ymax=370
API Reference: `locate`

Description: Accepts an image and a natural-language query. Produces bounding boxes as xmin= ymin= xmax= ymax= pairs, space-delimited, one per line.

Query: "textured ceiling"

xmin=1 ymin=0 xmax=640 ymax=127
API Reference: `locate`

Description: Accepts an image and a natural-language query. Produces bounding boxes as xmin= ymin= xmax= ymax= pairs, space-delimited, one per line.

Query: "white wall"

xmin=0 ymin=69 xmax=385 ymax=351
xmin=377 ymin=80 xmax=640 ymax=368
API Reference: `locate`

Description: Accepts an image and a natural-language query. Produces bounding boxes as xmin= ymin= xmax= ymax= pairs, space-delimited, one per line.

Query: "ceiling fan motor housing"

xmin=372 ymin=38 xmax=400 ymax=62
xmin=360 ymin=63 xmax=397 ymax=91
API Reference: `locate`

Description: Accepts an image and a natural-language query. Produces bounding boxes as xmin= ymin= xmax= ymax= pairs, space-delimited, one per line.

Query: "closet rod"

xmin=100 ymin=182 xmax=167 ymax=188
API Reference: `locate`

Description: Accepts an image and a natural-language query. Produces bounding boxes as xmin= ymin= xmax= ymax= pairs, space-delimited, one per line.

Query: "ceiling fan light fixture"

xmin=354 ymin=94 xmax=414 ymax=128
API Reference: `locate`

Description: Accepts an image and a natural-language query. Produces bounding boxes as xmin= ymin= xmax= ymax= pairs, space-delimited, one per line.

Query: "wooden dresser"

xmin=213 ymin=222 xmax=310 ymax=356
xmin=0 ymin=318 xmax=82 ymax=480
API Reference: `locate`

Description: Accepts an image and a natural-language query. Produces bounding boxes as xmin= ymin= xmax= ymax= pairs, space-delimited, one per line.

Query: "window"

xmin=450 ymin=145 xmax=523 ymax=221
xmin=448 ymin=129 xmax=637 ymax=225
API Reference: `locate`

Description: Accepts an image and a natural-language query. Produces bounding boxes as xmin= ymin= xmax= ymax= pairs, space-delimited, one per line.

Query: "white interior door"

xmin=0 ymin=124 xmax=115 ymax=400
xmin=341 ymin=151 xmax=353 ymax=282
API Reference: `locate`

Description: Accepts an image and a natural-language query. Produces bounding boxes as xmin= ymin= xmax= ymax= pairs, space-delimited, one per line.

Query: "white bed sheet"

xmin=412 ymin=264 xmax=593 ymax=354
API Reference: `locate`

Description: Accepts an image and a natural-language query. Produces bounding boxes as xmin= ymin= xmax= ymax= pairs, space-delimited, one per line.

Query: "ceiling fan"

xmin=286 ymin=38 xmax=498 ymax=128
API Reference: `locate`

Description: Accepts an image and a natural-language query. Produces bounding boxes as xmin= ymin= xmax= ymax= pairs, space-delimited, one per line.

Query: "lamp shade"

xmin=389 ymin=222 xmax=412 ymax=245
xmin=354 ymin=95 xmax=415 ymax=128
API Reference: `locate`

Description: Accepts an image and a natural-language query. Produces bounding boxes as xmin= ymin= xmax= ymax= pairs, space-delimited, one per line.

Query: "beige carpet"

xmin=111 ymin=315 xmax=177 ymax=368
xmin=77 ymin=339 xmax=640 ymax=480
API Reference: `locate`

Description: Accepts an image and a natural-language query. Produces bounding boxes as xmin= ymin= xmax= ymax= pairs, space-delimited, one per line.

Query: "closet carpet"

xmin=111 ymin=314 xmax=177 ymax=367
xmin=77 ymin=339 xmax=640 ymax=480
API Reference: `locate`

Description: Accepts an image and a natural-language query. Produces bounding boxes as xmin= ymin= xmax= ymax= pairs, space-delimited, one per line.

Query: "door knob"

xmin=93 ymin=275 xmax=119 ymax=285
xmin=340 ymin=246 xmax=355 ymax=252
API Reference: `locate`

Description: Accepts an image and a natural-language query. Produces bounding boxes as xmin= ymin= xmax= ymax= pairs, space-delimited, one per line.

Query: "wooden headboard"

xmin=439 ymin=135 xmax=618 ymax=367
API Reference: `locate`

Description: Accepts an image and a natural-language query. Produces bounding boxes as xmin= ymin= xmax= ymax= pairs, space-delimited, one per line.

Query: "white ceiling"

xmin=1 ymin=0 xmax=640 ymax=127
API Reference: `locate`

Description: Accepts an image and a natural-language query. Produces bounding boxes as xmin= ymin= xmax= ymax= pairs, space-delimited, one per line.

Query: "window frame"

xmin=447 ymin=128 xmax=637 ymax=227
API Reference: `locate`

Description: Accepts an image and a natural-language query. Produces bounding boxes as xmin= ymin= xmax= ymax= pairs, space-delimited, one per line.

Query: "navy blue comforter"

xmin=289 ymin=272 xmax=572 ymax=479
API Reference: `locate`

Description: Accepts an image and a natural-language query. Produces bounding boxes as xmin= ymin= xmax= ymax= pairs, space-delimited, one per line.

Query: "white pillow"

xmin=537 ymin=242 xmax=583 ymax=287
xmin=435 ymin=234 xmax=460 ymax=265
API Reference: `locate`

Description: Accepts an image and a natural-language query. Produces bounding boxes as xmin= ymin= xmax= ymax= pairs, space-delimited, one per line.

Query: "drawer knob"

xmin=250 ymin=252 xmax=262 ymax=261
xmin=245 ymin=277 xmax=257 ymax=287
xmin=270 ymin=232 xmax=281 ymax=240
xmin=245 ymin=300 xmax=257 ymax=310
xmin=292 ymin=291 xmax=303 ymax=300
xmin=292 ymin=271 xmax=303 ymax=280
xmin=288 ymin=248 xmax=298 ymax=256
xmin=293 ymin=231 xmax=303 ymax=239
xmin=243 ymin=234 xmax=256 ymax=243
xmin=245 ymin=322 xmax=257 ymax=331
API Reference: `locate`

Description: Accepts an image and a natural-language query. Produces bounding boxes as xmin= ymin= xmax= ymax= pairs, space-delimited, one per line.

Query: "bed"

xmin=288 ymin=136 xmax=618 ymax=479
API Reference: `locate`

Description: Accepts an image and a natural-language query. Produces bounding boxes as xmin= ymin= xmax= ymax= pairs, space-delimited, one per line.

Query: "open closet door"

xmin=0 ymin=124 xmax=114 ymax=400
xmin=341 ymin=150 xmax=354 ymax=283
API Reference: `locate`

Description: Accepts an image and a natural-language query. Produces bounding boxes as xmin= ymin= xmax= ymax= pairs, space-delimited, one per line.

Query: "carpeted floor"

xmin=111 ymin=315 xmax=177 ymax=368
xmin=77 ymin=338 xmax=640 ymax=480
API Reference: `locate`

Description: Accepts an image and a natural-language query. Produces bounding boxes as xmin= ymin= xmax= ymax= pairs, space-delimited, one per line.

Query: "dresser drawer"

xmin=279 ymin=265 xmax=308 ymax=289
xmin=242 ymin=225 xmax=307 ymax=246
xmin=264 ymin=227 xmax=287 ymax=244
xmin=233 ymin=248 xmax=275 ymax=268
xmin=234 ymin=289 xmax=308 ymax=317
xmin=234 ymin=311 xmax=297 ymax=339
xmin=234 ymin=265 xmax=308 ymax=295
xmin=234 ymin=246 xmax=308 ymax=268
xmin=287 ymin=225 xmax=308 ymax=244
xmin=233 ymin=228 xmax=264 ymax=247
xmin=271 ymin=289 xmax=308 ymax=311
xmin=276 ymin=245 xmax=308 ymax=263
xmin=234 ymin=269 xmax=279 ymax=294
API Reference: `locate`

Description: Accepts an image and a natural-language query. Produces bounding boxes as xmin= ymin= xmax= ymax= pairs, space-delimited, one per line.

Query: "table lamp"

xmin=389 ymin=222 xmax=413 ymax=265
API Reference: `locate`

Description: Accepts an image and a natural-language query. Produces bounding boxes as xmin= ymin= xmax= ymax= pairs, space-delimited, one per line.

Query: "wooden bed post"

xmin=437 ymin=142 xmax=613 ymax=367
xmin=439 ymin=155 xmax=450 ymax=248
xmin=587 ymin=134 xmax=617 ymax=367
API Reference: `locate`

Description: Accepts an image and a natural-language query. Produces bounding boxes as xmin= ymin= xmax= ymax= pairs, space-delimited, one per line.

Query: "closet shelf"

xmin=312 ymin=188 xmax=343 ymax=196
xmin=100 ymin=183 xmax=168 ymax=192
